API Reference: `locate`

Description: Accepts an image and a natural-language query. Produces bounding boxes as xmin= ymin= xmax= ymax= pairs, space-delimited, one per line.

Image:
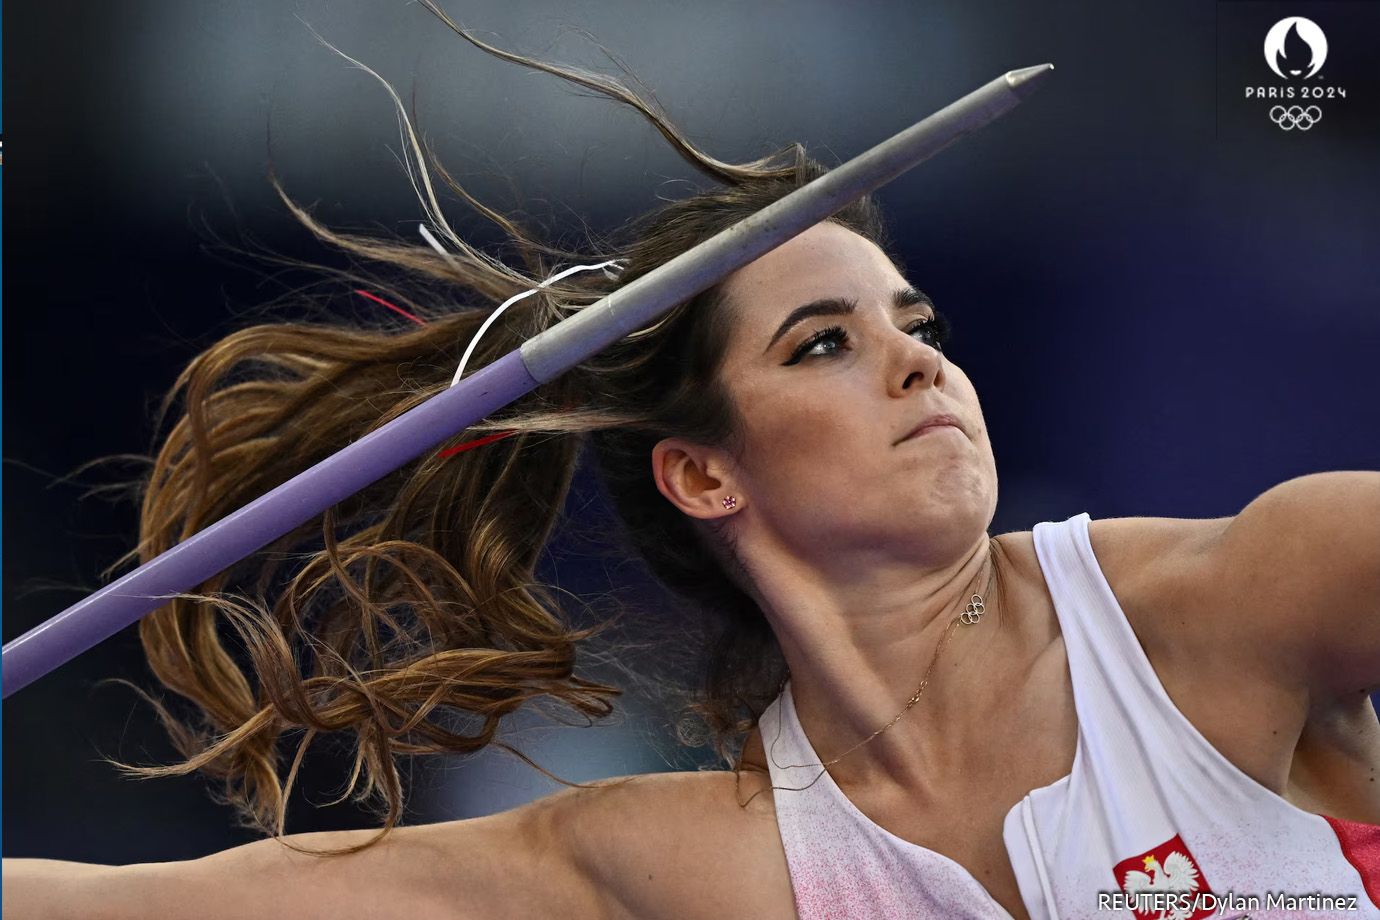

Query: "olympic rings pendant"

xmin=960 ymin=594 xmax=984 ymax=625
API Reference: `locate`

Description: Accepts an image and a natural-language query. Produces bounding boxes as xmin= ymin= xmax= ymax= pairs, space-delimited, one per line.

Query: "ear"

xmin=651 ymin=437 xmax=741 ymax=520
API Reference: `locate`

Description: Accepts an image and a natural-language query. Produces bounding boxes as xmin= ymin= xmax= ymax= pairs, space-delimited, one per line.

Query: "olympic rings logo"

xmin=1269 ymin=105 xmax=1322 ymax=130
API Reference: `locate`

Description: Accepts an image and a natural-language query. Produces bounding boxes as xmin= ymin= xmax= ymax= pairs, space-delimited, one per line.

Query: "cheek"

xmin=742 ymin=391 xmax=871 ymax=462
xmin=737 ymin=409 xmax=895 ymax=519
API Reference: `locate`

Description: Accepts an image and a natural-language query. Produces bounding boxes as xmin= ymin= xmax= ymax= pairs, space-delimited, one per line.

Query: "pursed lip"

xmin=897 ymin=413 xmax=964 ymax=444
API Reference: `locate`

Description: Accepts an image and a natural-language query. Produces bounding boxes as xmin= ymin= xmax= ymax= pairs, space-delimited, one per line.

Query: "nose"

xmin=888 ymin=327 xmax=946 ymax=397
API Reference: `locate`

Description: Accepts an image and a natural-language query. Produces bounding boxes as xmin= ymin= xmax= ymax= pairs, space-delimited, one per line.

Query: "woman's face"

xmin=712 ymin=220 xmax=998 ymax=563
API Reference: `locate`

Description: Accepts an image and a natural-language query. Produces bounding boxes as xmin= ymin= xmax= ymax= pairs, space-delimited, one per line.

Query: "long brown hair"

xmin=119 ymin=2 xmax=891 ymax=853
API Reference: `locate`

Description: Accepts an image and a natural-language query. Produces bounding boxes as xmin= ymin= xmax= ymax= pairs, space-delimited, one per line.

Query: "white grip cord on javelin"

xmin=420 ymin=222 xmax=624 ymax=388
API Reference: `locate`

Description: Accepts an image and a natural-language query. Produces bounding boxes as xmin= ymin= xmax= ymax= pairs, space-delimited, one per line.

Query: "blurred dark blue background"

xmin=4 ymin=0 xmax=1378 ymax=864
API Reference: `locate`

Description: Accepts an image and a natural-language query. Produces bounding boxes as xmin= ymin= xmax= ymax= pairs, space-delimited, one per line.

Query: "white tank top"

xmin=761 ymin=512 xmax=1380 ymax=919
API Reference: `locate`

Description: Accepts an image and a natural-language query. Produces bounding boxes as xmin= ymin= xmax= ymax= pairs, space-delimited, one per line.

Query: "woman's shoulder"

xmin=1080 ymin=515 xmax=1319 ymax=790
xmin=534 ymin=768 xmax=795 ymax=920
xmin=995 ymin=514 xmax=1224 ymax=597
xmin=992 ymin=514 xmax=1226 ymax=646
xmin=1002 ymin=514 xmax=1270 ymax=733
xmin=1081 ymin=514 xmax=1235 ymax=653
xmin=1085 ymin=514 xmax=1227 ymax=584
xmin=1070 ymin=514 xmax=1233 ymax=667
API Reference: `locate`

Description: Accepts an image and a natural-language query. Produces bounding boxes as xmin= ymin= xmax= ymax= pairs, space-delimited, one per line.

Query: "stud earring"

xmin=721 ymin=495 xmax=737 ymax=510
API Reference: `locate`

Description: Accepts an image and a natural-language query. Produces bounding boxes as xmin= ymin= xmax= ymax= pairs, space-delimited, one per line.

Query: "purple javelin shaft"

xmin=0 ymin=353 xmax=534 ymax=698
xmin=2 ymin=64 xmax=1052 ymax=698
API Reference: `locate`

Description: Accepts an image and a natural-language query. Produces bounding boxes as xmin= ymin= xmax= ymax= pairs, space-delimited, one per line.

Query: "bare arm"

xmin=2 ymin=769 xmax=794 ymax=920
xmin=2 ymin=801 xmax=601 ymax=920
xmin=1233 ymin=471 xmax=1378 ymax=697
xmin=553 ymin=769 xmax=796 ymax=920
xmin=1187 ymin=471 xmax=1380 ymax=699
xmin=1102 ymin=471 xmax=1380 ymax=702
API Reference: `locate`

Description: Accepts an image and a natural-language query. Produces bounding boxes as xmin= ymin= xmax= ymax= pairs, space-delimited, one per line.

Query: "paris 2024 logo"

xmin=1246 ymin=17 xmax=1347 ymax=131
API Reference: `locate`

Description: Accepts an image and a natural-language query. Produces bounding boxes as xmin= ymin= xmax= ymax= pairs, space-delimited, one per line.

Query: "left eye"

xmin=906 ymin=311 xmax=952 ymax=350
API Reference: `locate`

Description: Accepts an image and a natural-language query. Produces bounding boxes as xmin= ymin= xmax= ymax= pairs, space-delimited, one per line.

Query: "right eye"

xmin=784 ymin=325 xmax=850 ymax=365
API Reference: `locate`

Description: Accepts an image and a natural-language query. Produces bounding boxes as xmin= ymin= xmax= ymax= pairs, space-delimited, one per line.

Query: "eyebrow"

xmin=763 ymin=287 xmax=934 ymax=355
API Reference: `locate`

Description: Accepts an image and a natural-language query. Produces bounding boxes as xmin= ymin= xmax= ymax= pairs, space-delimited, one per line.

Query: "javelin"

xmin=1 ymin=63 xmax=1053 ymax=699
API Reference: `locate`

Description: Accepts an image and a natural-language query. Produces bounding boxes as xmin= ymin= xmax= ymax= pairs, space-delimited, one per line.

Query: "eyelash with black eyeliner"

xmin=782 ymin=310 xmax=953 ymax=366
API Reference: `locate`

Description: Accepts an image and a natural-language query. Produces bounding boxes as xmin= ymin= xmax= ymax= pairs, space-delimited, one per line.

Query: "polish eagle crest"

xmin=1122 ymin=851 xmax=1201 ymax=920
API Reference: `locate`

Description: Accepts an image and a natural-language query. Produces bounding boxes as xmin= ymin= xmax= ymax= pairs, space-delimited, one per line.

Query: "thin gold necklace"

xmin=764 ymin=559 xmax=995 ymax=792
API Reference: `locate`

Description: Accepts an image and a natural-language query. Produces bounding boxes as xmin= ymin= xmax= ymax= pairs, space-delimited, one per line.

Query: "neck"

xmin=759 ymin=534 xmax=1019 ymax=789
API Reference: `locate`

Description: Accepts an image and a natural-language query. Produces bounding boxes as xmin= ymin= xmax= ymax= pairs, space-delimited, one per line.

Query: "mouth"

xmin=897 ymin=413 xmax=964 ymax=444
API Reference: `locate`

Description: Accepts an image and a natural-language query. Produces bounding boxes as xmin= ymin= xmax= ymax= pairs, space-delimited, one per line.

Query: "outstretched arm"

xmin=1199 ymin=470 xmax=1380 ymax=701
xmin=1 ymin=799 xmax=602 ymax=920
xmin=1 ymin=769 xmax=793 ymax=920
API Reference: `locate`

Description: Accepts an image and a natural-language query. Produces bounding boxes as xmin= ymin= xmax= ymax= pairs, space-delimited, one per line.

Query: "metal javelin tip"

xmin=1005 ymin=64 xmax=1054 ymax=100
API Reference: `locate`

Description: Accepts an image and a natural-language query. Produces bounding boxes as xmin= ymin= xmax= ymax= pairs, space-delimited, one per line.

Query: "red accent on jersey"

xmin=1323 ymin=814 xmax=1380 ymax=911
